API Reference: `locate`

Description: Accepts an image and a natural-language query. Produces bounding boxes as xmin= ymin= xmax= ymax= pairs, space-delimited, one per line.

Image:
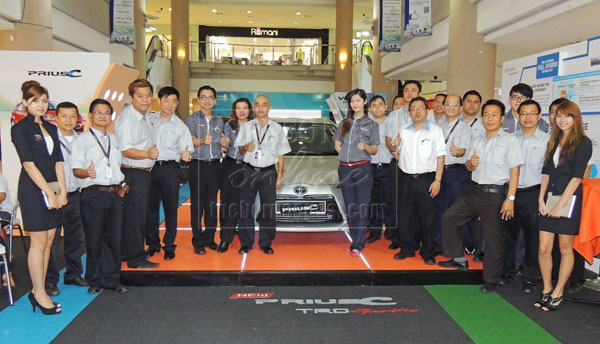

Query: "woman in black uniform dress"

xmin=11 ymin=81 xmax=67 ymax=315
xmin=537 ymin=100 xmax=592 ymax=311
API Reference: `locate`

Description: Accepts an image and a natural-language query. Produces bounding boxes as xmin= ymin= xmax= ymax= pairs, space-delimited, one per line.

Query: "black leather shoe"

xmin=366 ymin=234 xmax=380 ymax=244
xmin=45 ymin=283 xmax=60 ymax=296
xmin=261 ymin=246 xmax=274 ymax=255
xmin=194 ymin=246 xmax=206 ymax=255
xmin=424 ymin=257 xmax=436 ymax=265
xmin=522 ymin=281 xmax=536 ymax=293
xmin=481 ymin=282 xmax=496 ymax=293
xmin=239 ymin=246 xmax=251 ymax=254
xmin=164 ymin=251 xmax=175 ymax=260
xmin=437 ymin=259 xmax=469 ymax=271
xmin=64 ymin=276 xmax=89 ymax=287
xmin=106 ymin=285 xmax=128 ymax=293
xmin=217 ymin=241 xmax=230 ymax=253
xmin=205 ymin=242 xmax=218 ymax=251
xmin=498 ymin=273 xmax=513 ymax=286
xmin=145 ymin=247 xmax=161 ymax=258
xmin=129 ymin=259 xmax=160 ymax=269
xmin=87 ymin=286 xmax=101 ymax=294
xmin=393 ymin=251 xmax=415 ymax=260
xmin=388 ymin=243 xmax=400 ymax=250
xmin=567 ymin=282 xmax=583 ymax=294
xmin=473 ymin=253 xmax=484 ymax=263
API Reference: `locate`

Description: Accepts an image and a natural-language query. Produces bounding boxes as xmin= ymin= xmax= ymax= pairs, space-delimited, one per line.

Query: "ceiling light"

xmin=168 ymin=8 xmax=171 ymax=11
xmin=249 ymin=20 xmax=253 ymax=23
xmin=212 ymin=9 xmax=217 ymax=13
xmin=247 ymin=10 xmax=252 ymax=14
xmin=293 ymin=22 xmax=298 ymax=25
xmin=361 ymin=31 xmax=370 ymax=36
xmin=217 ymin=20 xmax=222 ymax=23
xmin=296 ymin=11 xmax=301 ymax=15
xmin=356 ymin=32 xmax=362 ymax=38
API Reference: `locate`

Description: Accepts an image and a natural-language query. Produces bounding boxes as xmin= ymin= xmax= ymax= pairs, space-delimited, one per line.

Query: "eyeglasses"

xmin=519 ymin=112 xmax=539 ymax=117
xmin=199 ymin=96 xmax=215 ymax=101
xmin=93 ymin=111 xmax=111 ymax=116
xmin=445 ymin=103 xmax=460 ymax=108
xmin=510 ymin=95 xmax=529 ymax=101
xmin=410 ymin=106 xmax=427 ymax=112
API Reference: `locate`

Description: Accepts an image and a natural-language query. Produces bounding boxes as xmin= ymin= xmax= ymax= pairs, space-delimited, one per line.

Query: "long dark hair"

xmin=340 ymin=89 xmax=368 ymax=139
xmin=545 ymin=100 xmax=587 ymax=166
xmin=229 ymin=98 xmax=254 ymax=130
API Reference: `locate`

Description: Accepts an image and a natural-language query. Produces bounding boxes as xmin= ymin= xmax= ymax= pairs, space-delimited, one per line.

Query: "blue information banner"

xmin=536 ymin=52 xmax=560 ymax=79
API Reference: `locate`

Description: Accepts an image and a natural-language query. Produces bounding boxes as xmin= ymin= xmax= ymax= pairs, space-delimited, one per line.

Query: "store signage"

xmin=250 ymin=27 xmax=279 ymax=37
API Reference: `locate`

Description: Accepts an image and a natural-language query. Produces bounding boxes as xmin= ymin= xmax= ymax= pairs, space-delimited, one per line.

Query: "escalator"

xmin=145 ymin=35 xmax=172 ymax=89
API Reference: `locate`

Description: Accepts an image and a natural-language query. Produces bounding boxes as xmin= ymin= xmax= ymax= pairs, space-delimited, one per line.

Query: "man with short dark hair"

xmin=439 ymin=99 xmax=523 ymax=293
xmin=187 ymin=85 xmax=224 ymax=255
xmin=145 ymin=87 xmax=193 ymax=260
xmin=432 ymin=93 xmax=447 ymax=127
xmin=115 ymin=79 xmax=160 ymax=269
xmin=45 ymin=102 xmax=88 ymax=296
xmin=502 ymin=83 xmax=549 ymax=133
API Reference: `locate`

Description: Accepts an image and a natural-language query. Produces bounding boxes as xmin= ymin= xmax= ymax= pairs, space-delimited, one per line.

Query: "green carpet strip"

xmin=426 ymin=285 xmax=559 ymax=344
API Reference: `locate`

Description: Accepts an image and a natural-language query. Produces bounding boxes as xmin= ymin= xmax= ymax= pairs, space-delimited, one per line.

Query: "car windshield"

xmin=280 ymin=122 xmax=337 ymax=156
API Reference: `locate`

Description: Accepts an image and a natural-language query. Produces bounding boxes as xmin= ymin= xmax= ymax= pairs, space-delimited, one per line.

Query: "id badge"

xmin=106 ymin=165 xmax=112 ymax=179
xmin=254 ymin=148 xmax=262 ymax=160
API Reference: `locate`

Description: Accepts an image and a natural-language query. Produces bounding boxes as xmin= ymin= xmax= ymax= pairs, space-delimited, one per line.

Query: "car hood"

xmin=283 ymin=155 xmax=339 ymax=185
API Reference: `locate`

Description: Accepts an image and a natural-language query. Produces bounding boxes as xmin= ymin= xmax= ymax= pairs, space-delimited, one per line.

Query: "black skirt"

xmin=18 ymin=182 xmax=61 ymax=232
xmin=538 ymin=195 xmax=582 ymax=235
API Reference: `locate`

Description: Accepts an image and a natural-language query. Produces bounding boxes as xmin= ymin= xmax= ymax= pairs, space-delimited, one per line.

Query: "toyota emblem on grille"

xmin=293 ymin=185 xmax=308 ymax=195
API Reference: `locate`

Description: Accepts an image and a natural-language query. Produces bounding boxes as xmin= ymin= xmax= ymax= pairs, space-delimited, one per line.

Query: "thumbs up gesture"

xmin=357 ymin=138 xmax=366 ymax=151
xmin=87 ymin=159 xmax=96 ymax=179
xmin=204 ymin=133 xmax=212 ymax=145
xmin=148 ymin=144 xmax=159 ymax=160
xmin=471 ymin=148 xmax=479 ymax=167
xmin=393 ymin=133 xmax=401 ymax=147
xmin=246 ymin=141 xmax=256 ymax=152
xmin=220 ymin=133 xmax=229 ymax=148
xmin=181 ymin=145 xmax=191 ymax=162
xmin=450 ymin=139 xmax=459 ymax=156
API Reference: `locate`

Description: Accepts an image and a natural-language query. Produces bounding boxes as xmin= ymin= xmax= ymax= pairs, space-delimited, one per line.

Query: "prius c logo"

xmin=27 ymin=69 xmax=82 ymax=78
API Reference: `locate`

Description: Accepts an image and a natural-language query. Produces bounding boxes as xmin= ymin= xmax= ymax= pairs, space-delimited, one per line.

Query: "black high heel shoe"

xmin=542 ymin=296 xmax=563 ymax=312
xmin=28 ymin=292 xmax=61 ymax=315
xmin=534 ymin=290 xmax=553 ymax=308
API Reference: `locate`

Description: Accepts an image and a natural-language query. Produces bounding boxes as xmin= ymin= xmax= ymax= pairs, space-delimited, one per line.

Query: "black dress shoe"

xmin=217 ymin=241 xmax=230 ymax=253
xmin=481 ymin=282 xmax=496 ymax=293
xmin=129 ymin=259 xmax=160 ymax=269
xmin=393 ymin=251 xmax=415 ymax=260
xmin=145 ymin=247 xmax=161 ymax=258
xmin=388 ymin=243 xmax=401 ymax=250
xmin=164 ymin=251 xmax=175 ymax=260
xmin=205 ymin=242 xmax=218 ymax=251
xmin=87 ymin=286 xmax=101 ymax=294
xmin=64 ymin=276 xmax=89 ymax=287
xmin=261 ymin=246 xmax=274 ymax=255
xmin=437 ymin=259 xmax=469 ymax=271
xmin=239 ymin=246 xmax=251 ymax=254
xmin=567 ymin=282 xmax=583 ymax=294
xmin=366 ymin=235 xmax=380 ymax=244
xmin=45 ymin=283 xmax=60 ymax=296
xmin=194 ymin=246 xmax=206 ymax=255
xmin=498 ymin=274 xmax=513 ymax=286
xmin=106 ymin=285 xmax=128 ymax=293
xmin=423 ymin=257 xmax=436 ymax=265
xmin=522 ymin=281 xmax=536 ymax=293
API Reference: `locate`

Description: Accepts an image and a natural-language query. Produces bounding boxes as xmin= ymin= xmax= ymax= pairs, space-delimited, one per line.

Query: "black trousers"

xmin=398 ymin=171 xmax=437 ymax=259
xmin=339 ymin=163 xmax=373 ymax=251
xmin=220 ymin=159 xmax=245 ymax=243
xmin=442 ymin=186 xmax=506 ymax=284
xmin=121 ymin=168 xmax=151 ymax=267
xmin=189 ymin=160 xmax=221 ymax=248
xmin=368 ymin=164 xmax=393 ymax=238
xmin=387 ymin=160 xmax=401 ymax=243
xmin=47 ymin=192 xmax=85 ymax=284
xmin=503 ymin=186 xmax=541 ymax=281
xmin=434 ymin=164 xmax=469 ymax=253
xmin=80 ymin=188 xmax=123 ymax=288
xmin=239 ymin=164 xmax=277 ymax=248
xmin=145 ymin=161 xmax=181 ymax=253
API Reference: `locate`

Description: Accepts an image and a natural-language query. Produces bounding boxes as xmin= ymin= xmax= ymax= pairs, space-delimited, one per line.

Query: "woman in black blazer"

xmin=11 ymin=81 xmax=67 ymax=315
xmin=537 ymin=100 xmax=592 ymax=311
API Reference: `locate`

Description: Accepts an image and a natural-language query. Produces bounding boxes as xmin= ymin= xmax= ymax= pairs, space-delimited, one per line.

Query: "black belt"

xmin=245 ymin=163 xmax=275 ymax=171
xmin=225 ymin=156 xmax=244 ymax=164
xmin=155 ymin=160 xmax=177 ymax=166
xmin=445 ymin=163 xmax=464 ymax=169
xmin=517 ymin=184 xmax=540 ymax=192
xmin=194 ymin=159 xmax=220 ymax=165
xmin=402 ymin=171 xmax=435 ymax=179
xmin=470 ymin=181 xmax=505 ymax=194
xmin=67 ymin=191 xmax=79 ymax=196
xmin=86 ymin=184 xmax=120 ymax=193
xmin=371 ymin=163 xmax=389 ymax=169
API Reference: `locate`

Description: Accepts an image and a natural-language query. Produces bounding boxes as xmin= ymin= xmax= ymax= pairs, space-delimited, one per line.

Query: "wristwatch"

xmin=507 ymin=195 xmax=515 ymax=201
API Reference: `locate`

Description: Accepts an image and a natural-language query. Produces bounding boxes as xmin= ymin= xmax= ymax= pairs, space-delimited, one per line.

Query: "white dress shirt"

xmin=398 ymin=121 xmax=446 ymax=174
xmin=114 ymin=105 xmax=155 ymax=168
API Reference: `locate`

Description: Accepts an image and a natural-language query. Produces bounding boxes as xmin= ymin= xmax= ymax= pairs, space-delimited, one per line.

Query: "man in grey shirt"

xmin=502 ymin=83 xmax=549 ymax=133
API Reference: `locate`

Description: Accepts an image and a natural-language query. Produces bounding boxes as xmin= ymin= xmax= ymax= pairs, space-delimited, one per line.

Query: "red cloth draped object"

xmin=574 ymin=179 xmax=600 ymax=264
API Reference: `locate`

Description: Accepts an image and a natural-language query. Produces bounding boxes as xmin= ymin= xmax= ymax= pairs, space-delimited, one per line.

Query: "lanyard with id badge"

xmin=254 ymin=123 xmax=270 ymax=161
xmin=90 ymin=129 xmax=112 ymax=179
